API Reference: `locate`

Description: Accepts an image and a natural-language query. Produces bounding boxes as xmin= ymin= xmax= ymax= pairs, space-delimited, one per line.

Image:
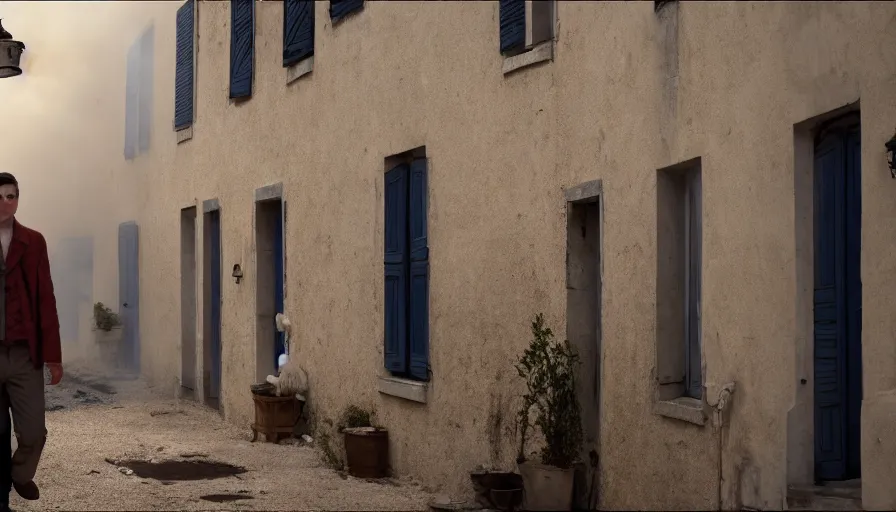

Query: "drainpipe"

xmin=710 ymin=382 xmax=736 ymax=511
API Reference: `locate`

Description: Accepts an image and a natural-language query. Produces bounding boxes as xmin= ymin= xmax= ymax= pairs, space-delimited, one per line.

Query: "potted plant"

xmin=92 ymin=302 xmax=123 ymax=367
xmin=515 ymin=313 xmax=583 ymax=511
xmin=340 ymin=405 xmax=389 ymax=478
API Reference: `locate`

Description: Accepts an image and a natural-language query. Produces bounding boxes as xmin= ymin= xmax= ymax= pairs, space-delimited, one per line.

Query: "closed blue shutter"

xmin=384 ymin=164 xmax=409 ymax=373
xmin=174 ymin=0 xmax=194 ymax=130
xmin=138 ymin=27 xmax=154 ymax=153
xmin=230 ymin=0 xmax=254 ymax=99
xmin=499 ymin=0 xmax=525 ymax=54
xmin=330 ymin=0 xmax=364 ymax=23
xmin=283 ymin=0 xmax=314 ymax=67
xmin=813 ymin=134 xmax=846 ymax=479
xmin=408 ymin=159 xmax=429 ymax=381
xmin=124 ymin=42 xmax=139 ymax=160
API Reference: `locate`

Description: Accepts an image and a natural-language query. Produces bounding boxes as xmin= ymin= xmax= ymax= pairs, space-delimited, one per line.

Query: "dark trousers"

xmin=0 ymin=345 xmax=45 ymax=487
xmin=0 ymin=389 xmax=10 ymax=506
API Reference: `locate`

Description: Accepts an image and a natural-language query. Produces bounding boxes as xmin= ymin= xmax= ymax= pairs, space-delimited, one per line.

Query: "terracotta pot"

xmin=94 ymin=326 xmax=123 ymax=368
xmin=343 ymin=427 xmax=389 ymax=478
xmin=518 ymin=461 xmax=574 ymax=511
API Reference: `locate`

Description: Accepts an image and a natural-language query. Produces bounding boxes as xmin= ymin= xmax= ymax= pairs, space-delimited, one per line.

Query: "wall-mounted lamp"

xmin=0 ymin=20 xmax=26 ymax=79
xmin=886 ymin=130 xmax=896 ymax=179
xmin=232 ymin=264 xmax=244 ymax=284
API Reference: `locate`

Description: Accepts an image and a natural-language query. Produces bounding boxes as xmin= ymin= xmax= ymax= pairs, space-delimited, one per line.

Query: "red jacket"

xmin=4 ymin=220 xmax=61 ymax=368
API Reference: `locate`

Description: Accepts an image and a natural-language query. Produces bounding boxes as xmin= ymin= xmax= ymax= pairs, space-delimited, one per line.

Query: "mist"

xmin=0 ymin=1 xmax=177 ymax=371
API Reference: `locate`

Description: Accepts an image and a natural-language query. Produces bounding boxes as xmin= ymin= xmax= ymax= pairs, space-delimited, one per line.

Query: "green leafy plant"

xmin=338 ymin=404 xmax=374 ymax=430
xmin=93 ymin=302 xmax=122 ymax=332
xmin=515 ymin=313 xmax=583 ymax=469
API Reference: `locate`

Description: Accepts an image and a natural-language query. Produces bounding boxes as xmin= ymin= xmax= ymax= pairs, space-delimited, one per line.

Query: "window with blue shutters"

xmin=174 ymin=0 xmax=195 ymax=131
xmin=124 ymin=26 xmax=154 ymax=160
xmin=230 ymin=0 xmax=254 ymax=100
xmin=330 ymin=0 xmax=364 ymax=23
xmin=499 ymin=0 xmax=525 ymax=54
xmin=499 ymin=0 xmax=555 ymax=63
xmin=384 ymin=158 xmax=430 ymax=381
xmin=283 ymin=0 xmax=314 ymax=68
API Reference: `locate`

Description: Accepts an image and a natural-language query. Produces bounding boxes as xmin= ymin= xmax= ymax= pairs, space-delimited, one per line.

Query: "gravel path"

xmin=7 ymin=369 xmax=433 ymax=511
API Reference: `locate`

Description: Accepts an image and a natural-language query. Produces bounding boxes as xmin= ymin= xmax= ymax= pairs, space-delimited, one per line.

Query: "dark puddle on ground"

xmin=73 ymin=390 xmax=103 ymax=404
xmin=117 ymin=459 xmax=247 ymax=481
xmin=65 ymin=375 xmax=117 ymax=395
xmin=200 ymin=494 xmax=254 ymax=503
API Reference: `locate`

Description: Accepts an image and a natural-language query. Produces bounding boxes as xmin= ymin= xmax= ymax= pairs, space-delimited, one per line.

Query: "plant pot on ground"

xmin=470 ymin=469 xmax=524 ymax=510
xmin=92 ymin=302 xmax=123 ymax=368
xmin=340 ymin=405 xmax=389 ymax=478
xmin=515 ymin=313 xmax=584 ymax=512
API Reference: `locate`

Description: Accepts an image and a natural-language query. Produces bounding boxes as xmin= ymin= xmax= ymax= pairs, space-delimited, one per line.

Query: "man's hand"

xmin=46 ymin=363 xmax=63 ymax=386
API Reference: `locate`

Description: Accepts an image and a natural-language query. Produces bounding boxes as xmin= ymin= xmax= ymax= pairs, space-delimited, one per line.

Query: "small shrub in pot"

xmin=515 ymin=313 xmax=583 ymax=511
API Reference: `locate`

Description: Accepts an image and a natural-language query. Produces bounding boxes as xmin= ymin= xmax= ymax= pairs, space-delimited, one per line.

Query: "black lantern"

xmin=0 ymin=19 xmax=26 ymax=79
xmin=886 ymin=130 xmax=896 ymax=179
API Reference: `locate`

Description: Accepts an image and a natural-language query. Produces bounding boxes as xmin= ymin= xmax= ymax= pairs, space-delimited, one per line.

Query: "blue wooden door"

xmin=273 ymin=200 xmax=285 ymax=366
xmin=118 ymin=222 xmax=140 ymax=371
xmin=813 ymin=117 xmax=862 ymax=481
xmin=208 ymin=211 xmax=222 ymax=399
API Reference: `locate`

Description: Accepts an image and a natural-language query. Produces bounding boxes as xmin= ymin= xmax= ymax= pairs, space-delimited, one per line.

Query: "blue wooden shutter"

xmin=174 ymin=0 xmax=194 ymax=130
xmin=124 ymin=42 xmax=139 ymax=159
xmin=843 ymin=127 xmax=862 ymax=479
xmin=138 ymin=27 xmax=154 ymax=153
xmin=684 ymin=170 xmax=702 ymax=399
xmin=283 ymin=0 xmax=314 ymax=67
xmin=384 ymin=164 xmax=409 ymax=373
xmin=330 ymin=0 xmax=364 ymax=23
xmin=813 ymin=134 xmax=847 ymax=480
xmin=499 ymin=0 xmax=525 ymax=54
xmin=230 ymin=0 xmax=254 ymax=99
xmin=408 ymin=158 xmax=430 ymax=381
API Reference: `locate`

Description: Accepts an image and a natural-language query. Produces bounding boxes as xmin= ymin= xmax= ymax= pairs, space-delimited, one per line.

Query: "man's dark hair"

xmin=0 ymin=173 xmax=19 ymax=197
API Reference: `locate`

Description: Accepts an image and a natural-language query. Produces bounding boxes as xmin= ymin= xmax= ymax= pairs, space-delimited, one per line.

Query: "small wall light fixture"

xmin=886 ymin=129 xmax=896 ymax=179
xmin=0 ymin=20 xmax=26 ymax=79
xmin=232 ymin=264 xmax=244 ymax=284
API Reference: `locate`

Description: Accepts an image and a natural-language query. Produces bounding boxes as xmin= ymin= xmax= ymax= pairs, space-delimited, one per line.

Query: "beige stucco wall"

xmin=126 ymin=1 xmax=896 ymax=509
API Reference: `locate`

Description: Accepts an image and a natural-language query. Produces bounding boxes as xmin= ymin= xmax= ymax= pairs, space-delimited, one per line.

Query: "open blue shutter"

xmin=384 ymin=164 xmax=409 ymax=373
xmin=124 ymin=42 xmax=139 ymax=159
xmin=174 ymin=0 xmax=194 ymax=130
xmin=330 ymin=0 xmax=364 ymax=22
xmin=684 ymin=171 xmax=702 ymax=399
xmin=843 ymin=127 xmax=862 ymax=479
xmin=230 ymin=0 xmax=254 ymax=99
xmin=283 ymin=0 xmax=314 ymax=67
xmin=408 ymin=159 xmax=429 ymax=381
xmin=499 ymin=0 xmax=525 ymax=54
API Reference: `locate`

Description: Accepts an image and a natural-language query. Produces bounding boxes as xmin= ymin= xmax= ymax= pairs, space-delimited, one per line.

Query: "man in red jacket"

xmin=0 ymin=172 xmax=62 ymax=504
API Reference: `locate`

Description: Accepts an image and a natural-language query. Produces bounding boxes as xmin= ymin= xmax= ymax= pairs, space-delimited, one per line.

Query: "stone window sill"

xmin=654 ymin=396 xmax=706 ymax=426
xmin=503 ymin=41 xmax=554 ymax=75
xmin=287 ymin=56 xmax=313 ymax=85
xmin=176 ymin=126 xmax=193 ymax=144
xmin=378 ymin=376 xmax=428 ymax=404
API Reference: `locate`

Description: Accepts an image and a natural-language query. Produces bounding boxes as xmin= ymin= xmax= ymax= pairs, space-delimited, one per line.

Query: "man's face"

xmin=0 ymin=184 xmax=19 ymax=224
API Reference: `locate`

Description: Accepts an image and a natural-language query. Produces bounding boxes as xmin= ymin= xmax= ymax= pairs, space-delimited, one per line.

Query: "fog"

xmin=0 ymin=1 xmax=177 ymax=371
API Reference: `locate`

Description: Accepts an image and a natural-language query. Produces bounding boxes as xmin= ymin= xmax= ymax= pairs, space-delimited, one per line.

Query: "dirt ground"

xmin=7 ymin=366 xmax=434 ymax=511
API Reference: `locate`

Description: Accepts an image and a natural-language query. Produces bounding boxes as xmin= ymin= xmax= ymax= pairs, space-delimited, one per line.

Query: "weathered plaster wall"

xmin=128 ymin=1 xmax=896 ymax=509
